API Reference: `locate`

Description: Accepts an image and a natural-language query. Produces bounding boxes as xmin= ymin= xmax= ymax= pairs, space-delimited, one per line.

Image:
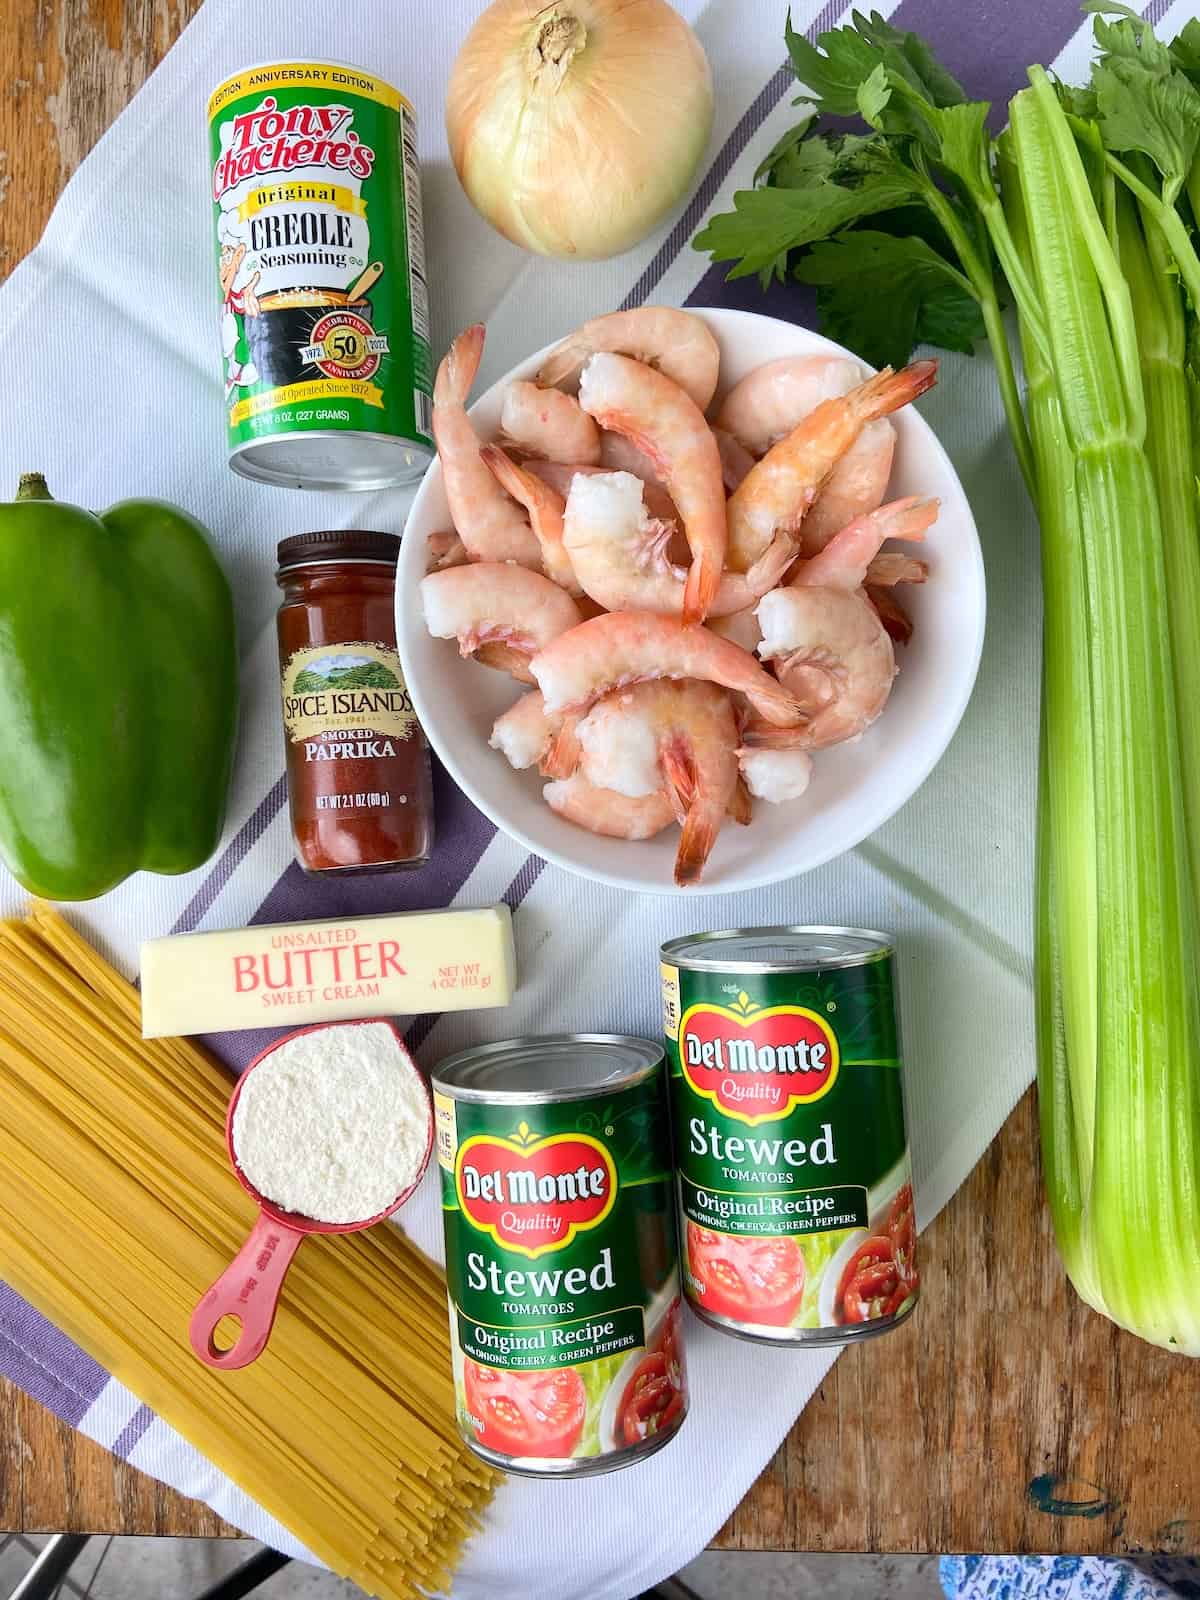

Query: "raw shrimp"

xmin=715 ymin=354 xmax=897 ymax=558
xmin=479 ymin=445 xmax=581 ymax=595
xmin=490 ymin=690 xmax=580 ymax=778
xmin=754 ymin=587 xmax=896 ymax=749
xmin=578 ymin=353 xmax=727 ymax=623
xmin=500 ymin=381 xmax=601 ymax=465
xmin=791 ymin=497 xmax=937 ymax=591
xmin=563 ymin=471 xmax=794 ymax=618
xmin=575 ymin=681 xmax=739 ymax=885
xmin=712 ymin=427 xmax=756 ymax=494
xmin=745 ymin=498 xmax=936 ymax=746
xmin=599 ymin=430 xmax=663 ymax=484
xmin=525 ymin=459 xmax=681 ymax=527
xmin=544 ymin=774 xmax=675 ymax=840
xmin=802 ymin=423 xmax=896 ymax=556
xmin=538 ymin=307 xmax=721 ymax=411
xmin=738 ymin=748 xmax=814 ymax=804
xmin=531 ymin=611 xmax=804 ymax=726
xmin=434 ymin=325 xmax=542 ymax=568
xmin=420 ymin=562 xmax=582 ymax=684
xmin=726 ymin=360 xmax=937 ymax=573
xmin=716 ymin=354 xmax=865 ymax=455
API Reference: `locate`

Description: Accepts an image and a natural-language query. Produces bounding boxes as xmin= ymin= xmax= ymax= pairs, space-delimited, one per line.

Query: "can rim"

xmin=660 ymin=925 xmax=893 ymax=972
xmin=432 ymin=1032 xmax=664 ymax=1103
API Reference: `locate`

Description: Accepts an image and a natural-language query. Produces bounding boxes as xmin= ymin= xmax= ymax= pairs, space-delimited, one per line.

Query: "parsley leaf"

xmin=794 ymin=231 xmax=984 ymax=369
xmin=785 ymin=11 xmax=881 ymax=117
xmin=784 ymin=7 xmax=966 ymax=120
xmin=753 ymin=118 xmax=816 ymax=186
xmin=694 ymin=163 xmax=921 ymax=282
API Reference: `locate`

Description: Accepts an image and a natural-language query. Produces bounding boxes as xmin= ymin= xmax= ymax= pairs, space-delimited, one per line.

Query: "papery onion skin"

xmin=446 ymin=0 xmax=714 ymax=261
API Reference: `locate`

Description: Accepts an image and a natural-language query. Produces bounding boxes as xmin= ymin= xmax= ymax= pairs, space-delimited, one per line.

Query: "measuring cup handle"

xmin=188 ymin=1215 xmax=304 ymax=1370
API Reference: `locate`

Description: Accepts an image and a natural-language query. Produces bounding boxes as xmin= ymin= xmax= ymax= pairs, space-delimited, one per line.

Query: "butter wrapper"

xmin=140 ymin=905 xmax=516 ymax=1037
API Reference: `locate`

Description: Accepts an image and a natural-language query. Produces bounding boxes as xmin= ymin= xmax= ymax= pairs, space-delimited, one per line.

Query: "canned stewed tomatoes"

xmin=432 ymin=1034 xmax=687 ymax=1476
xmin=661 ymin=928 xmax=918 ymax=1346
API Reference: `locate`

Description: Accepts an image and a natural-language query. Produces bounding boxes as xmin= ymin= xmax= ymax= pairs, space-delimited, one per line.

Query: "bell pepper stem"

xmin=16 ymin=474 xmax=52 ymax=502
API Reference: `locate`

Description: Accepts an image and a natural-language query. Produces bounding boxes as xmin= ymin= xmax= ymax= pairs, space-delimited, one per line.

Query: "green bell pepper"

xmin=0 ymin=474 xmax=239 ymax=901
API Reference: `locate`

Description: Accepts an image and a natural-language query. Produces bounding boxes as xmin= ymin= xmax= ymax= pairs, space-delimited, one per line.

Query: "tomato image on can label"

xmin=432 ymin=1035 xmax=687 ymax=1476
xmin=662 ymin=928 xmax=919 ymax=1347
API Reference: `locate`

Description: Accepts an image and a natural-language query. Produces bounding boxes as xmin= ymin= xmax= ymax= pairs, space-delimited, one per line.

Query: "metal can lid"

xmin=661 ymin=925 xmax=893 ymax=973
xmin=432 ymin=1033 xmax=664 ymax=1104
xmin=275 ymin=529 xmax=401 ymax=572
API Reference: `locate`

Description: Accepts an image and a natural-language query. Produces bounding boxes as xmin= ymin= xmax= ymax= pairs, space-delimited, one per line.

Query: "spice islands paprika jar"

xmin=275 ymin=530 xmax=433 ymax=873
xmin=209 ymin=61 xmax=433 ymax=490
xmin=661 ymin=927 xmax=919 ymax=1346
xmin=432 ymin=1035 xmax=688 ymax=1476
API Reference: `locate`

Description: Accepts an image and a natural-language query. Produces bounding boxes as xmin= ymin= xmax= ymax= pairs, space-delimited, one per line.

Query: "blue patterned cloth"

xmin=941 ymin=1558 xmax=1200 ymax=1600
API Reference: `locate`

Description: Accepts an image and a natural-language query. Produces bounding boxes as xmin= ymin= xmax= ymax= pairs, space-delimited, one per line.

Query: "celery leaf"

xmin=1093 ymin=55 xmax=1200 ymax=190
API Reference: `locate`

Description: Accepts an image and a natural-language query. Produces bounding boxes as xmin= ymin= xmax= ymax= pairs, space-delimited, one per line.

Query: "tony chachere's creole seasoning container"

xmin=209 ymin=61 xmax=433 ymax=490
xmin=661 ymin=928 xmax=918 ymax=1347
xmin=432 ymin=1035 xmax=687 ymax=1477
xmin=275 ymin=530 xmax=433 ymax=874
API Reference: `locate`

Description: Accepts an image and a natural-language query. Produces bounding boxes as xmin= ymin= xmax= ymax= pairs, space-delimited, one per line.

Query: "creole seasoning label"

xmin=664 ymin=954 xmax=918 ymax=1337
xmin=436 ymin=1077 xmax=687 ymax=1465
xmin=280 ymin=641 xmax=416 ymax=753
xmin=209 ymin=62 xmax=432 ymax=458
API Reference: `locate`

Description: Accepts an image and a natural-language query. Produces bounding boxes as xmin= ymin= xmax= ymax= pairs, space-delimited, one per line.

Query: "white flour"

xmin=231 ymin=1022 xmax=432 ymax=1224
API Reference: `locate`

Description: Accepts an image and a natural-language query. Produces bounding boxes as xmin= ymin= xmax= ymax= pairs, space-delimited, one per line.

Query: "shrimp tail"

xmin=740 ymin=718 xmax=813 ymax=751
xmin=728 ymin=775 xmax=754 ymax=826
xmin=867 ymin=585 xmax=915 ymax=646
xmin=659 ymin=743 xmax=695 ymax=826
xmin=881 ymin=494 xmax=939 ymax=543
xmin=674 ymin=803 xmax=723 ymax=886
xmin=866 ymin=553 xmax=930 ymax=586
xmin=857 ymin=359 xmax=939 ymax=421
xmin=435 ymin=322 xmax=485 ymax=407
xmin=682 ymin=553 xmax=720 ymax=626
xmin=540 ymin=718 xmax=582 ymax=780
xmin=475 ymin=642 xmax=536 ymax=683
xmin=428 ymin=530 xmax=470 ymax=571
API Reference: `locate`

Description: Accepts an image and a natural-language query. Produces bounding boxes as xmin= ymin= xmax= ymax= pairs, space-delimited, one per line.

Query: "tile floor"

xmin=0 ymin=1533 xmax=943 ymax=1598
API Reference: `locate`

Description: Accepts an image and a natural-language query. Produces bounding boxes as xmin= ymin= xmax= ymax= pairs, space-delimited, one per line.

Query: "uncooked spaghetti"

xmin=0 ymin=905 xmax=492 ymax=1600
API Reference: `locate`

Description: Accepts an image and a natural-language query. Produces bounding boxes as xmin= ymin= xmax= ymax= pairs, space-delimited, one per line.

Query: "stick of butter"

xmin=140 ymin=905 xmax=516 ymax=1038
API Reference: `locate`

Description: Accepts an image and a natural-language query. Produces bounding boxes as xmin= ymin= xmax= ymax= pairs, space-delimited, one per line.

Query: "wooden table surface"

xmin=1 ymin=0 xmax=1196 ymax=1559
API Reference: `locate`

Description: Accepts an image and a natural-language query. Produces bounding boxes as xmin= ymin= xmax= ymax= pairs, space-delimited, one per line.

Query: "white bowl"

xmin=397 ymin=308 xmax=985 ymax=895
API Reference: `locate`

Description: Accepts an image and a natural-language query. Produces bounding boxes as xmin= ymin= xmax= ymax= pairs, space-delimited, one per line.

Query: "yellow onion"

xmin=446 ymin=0 xmax=714 ymax=261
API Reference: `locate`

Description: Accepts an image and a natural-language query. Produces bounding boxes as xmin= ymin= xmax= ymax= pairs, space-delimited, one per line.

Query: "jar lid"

xmin=276 ymin=529 xmax=401 ymax=571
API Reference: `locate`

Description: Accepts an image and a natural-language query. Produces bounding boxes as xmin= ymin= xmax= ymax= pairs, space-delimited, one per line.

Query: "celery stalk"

xmin=998 ymin=136 xmax=1097 ymax=1286
xmin=1010 ymin=75 xmax=1200 ymax=1350
xmin=1116 ymin=188 xmax=1200 ymax=916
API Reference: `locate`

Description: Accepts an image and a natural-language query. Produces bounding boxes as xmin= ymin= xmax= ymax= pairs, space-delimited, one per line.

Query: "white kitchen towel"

xmin=0 ymin=0 xmax=1105 ymax=1594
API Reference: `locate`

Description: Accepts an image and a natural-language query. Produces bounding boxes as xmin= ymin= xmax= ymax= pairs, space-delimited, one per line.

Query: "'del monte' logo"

xmin=454 ymin=1125 xmax=617 ymax=1258
xmin=680 ymin=995 xmax=840 ymax=1126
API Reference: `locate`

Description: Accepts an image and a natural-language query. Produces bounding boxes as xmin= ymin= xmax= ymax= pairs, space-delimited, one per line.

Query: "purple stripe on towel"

xmin=0 ymin=1283 xmax=109 ymax=1425
xmin=112 ymin=1403 xmax=155 ymax=1460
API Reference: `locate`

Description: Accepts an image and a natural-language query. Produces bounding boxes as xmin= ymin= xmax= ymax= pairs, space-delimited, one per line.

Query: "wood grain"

xmin=0 ymin=0 xmax=1195 ymax=1556
xmin=715 ymin=1089 xmax=1199 ymax=1555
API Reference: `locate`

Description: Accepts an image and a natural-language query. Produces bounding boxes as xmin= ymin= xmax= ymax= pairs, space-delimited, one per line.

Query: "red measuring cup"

xmin=189 ymin=1019 xmax=433 ymax=1371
